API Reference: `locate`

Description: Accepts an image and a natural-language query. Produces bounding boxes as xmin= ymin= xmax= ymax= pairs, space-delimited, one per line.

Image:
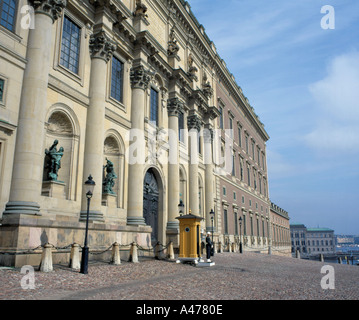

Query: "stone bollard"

xmin=129 ymin=242 xmax=139 ymax=263
xmin=319 ymin=254 xmax=324 ymax=262
xmin=228 ymin=242 xmax=232 ymax=253
xmin=296 ymin=249 xmax=300 ymax=259
xmin=111 ymin=242 xmax=121 ymax=265
xmin=155 ymin=242 xmax=161 ymax=260
xmin=167 ymin=241 xmax=175 ymax=260
xmin=218 ymin=242 xmax=223 ymax=253
xmin=39 ymin=243 xmax=53 ymax=272
xmin=69 ymin=243 xmax=81 ymax=270
xmin=338 ymin=257 xmax=342 ymax=264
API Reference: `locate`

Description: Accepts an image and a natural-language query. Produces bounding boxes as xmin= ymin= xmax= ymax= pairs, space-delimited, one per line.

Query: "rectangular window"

xmin=150 ymin=88 xmax=159 ymax=126
xmin=245 ymin=135 xmax=249 ymax=153
xmin=243 ymin=215 xmax=247 ymax=235
xmin=60 ymin=16 xmax=81 ymax=74
xmin=238 ymin=126 xmax=242 ymax=147
xmin=223 ymin=186 xmax=226 ymax=196
xmin=0 ymin=0 xmax=16 ymax=32
xmin=250 ymin=215 xmax=253 ymax=236
xmin=178 ymin=111 xmax=184 ymax=142
xmin=233 ymin=192 xmax=236 ymax=200
xmin=257 ymin=147 xmax=260 ymax=166
xmin=231 ymin=152 xmax=235 ymax=176
xmin=0 ymin=78 xmax=4 ymax=102
xmin=229 ymin=117 xmax=233 ymax=138
xmin=110 ymin=56 xmax=124 ymax=103
xmin=234 ymin=212 xmax=238 ymax=235
xmin=219 ymin=107 xmax=223 ymax=129
xmin=224 ymin=209 xmax=228 ymax=234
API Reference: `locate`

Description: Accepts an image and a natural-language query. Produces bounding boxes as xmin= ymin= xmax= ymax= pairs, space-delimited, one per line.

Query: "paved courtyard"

xmin=0 ymin=252 xmax=358 ymax=300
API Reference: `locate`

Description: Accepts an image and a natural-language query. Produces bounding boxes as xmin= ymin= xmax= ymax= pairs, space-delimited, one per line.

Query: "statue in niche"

xmin=167 ymin=27 xmax=180 ymax=56
xmin=133 ymin=0 xmax=148 ymax=18
xmin=202 ymin=72 xmax=213 ymax=99
xmin=44 ymin=139 xmax=64 ymax=182
xmin=103 ymin=158 xmax=117 ymax=195
xmin=187 ymin=53 xmax=198 ymax=80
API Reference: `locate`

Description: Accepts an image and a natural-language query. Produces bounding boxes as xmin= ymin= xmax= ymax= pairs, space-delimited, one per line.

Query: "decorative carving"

xmin=29 ymin=0 xmax=67 ymax=22
xmin=167 ymin=27 xmax=180 ymax=57
xmin=130 ymin=65 xmax=151 ymax=90
xmin=202 ymin=73 xmax=213 ymax=99
xmin=44 ymin=140 xmax=64 ymax=181
xmin=133 ymin=0 xmax=148 ymax=18
xmin=89 ymin=31 xmax=116 ymax=62
xmin=47 ymin=111 xmax=73 ymax=135
xmin=187 ymin=53 xmax=198 ymax=80
xmin=187 ymin=114 xmax=202 ymax=132
xmin=167 ymin=97 xmax=184 ymax=117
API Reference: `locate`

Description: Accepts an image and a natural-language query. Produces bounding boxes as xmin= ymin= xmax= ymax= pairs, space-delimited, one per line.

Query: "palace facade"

xmin=0 ymin=0 xmax=281 ymax=266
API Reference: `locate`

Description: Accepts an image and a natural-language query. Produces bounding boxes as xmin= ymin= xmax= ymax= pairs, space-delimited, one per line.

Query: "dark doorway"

xmin=143 ymin=168 xmax=159 ymax=244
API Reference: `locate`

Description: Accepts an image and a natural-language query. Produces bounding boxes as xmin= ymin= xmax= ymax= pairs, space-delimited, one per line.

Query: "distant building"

xmin=270 ymin=202 xmax=291 ymax=256
xmin=306 ymin=228 xmax=335 ymax=255
xmin=290 ymin=223 xmax=335 ymax=256
xmin=290 ymin=223 xmax=308 ymax=254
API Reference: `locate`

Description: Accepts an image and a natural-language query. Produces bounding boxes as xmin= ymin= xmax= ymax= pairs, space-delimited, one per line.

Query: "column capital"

xmin=130 ymin=65 xmax=151 ymax=90
xmin=29 ymin=0 xmax=66 ymax=22
xmin=187 ymin=114 xmax=202 ymax=132
xmin=167 ymin=97 xmax=184 ymax=117
xmin=89 ymin=31 xmax=117 ymax=62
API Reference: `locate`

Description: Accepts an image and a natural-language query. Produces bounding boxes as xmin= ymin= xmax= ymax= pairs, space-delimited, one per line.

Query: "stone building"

xmin=269 ymin=202 xmax=291 ymax=256
xmin=0 ymin=0 xmax=273 ymax=267
xmin=290 ymin=224 xmax=335 ymax=256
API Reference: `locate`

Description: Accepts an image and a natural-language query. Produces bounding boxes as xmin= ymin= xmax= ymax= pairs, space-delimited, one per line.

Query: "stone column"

xmin=4 ymin=0 xmax=66 ymax=216
xmin=126 ymin=65 xmax=150 ymax=226
xmin=80 ymin=31 xmax=116 ymax=221
xmin=166 ymin=97 xmax=183 ymax=229
xmin=203 ymin=125 xmax=214 ymax=232
xmin=187 ymin=113 xmax=201 ymax=215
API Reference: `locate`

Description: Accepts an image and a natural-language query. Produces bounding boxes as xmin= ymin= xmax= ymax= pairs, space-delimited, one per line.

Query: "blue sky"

xmin=188 ymin=0 xmax=359 ymax=234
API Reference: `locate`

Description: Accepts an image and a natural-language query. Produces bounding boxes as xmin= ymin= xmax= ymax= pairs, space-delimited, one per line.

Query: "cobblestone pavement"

xmin=1 ymin=252 xmax=358 ymax=300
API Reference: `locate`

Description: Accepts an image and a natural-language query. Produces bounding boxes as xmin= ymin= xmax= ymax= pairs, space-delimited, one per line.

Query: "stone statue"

xmin=44 ymin=139 xmax=64 ymax=181
xmin=167 ymin=27 xmax=180 ymax=56
xmin=187 ymin=53 xmax=198 ymax=80
xmin=202 ymin=73 xmax=213 ymax=99
xmin=103 ymin=158 xmax=117 ymax=195
xmin=134 ymin=0 xmax=148 ymax=18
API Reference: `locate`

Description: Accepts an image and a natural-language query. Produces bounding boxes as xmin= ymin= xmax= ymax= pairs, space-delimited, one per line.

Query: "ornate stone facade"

xmin=0 ymin=0 xmax=276 ymax=267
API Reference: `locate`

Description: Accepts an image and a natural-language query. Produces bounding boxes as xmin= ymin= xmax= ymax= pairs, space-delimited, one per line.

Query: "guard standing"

xmin=206 ymin=232 xmax=212 ymax=262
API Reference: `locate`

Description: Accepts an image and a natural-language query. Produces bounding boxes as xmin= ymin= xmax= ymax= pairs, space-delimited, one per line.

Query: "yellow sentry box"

xmin=176 ymin=210 xmax=203 ymax=263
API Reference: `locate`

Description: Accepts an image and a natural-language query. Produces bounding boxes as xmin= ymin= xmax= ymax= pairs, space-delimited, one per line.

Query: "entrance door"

xmin=143 ymin=169 xmax=159 ymax=244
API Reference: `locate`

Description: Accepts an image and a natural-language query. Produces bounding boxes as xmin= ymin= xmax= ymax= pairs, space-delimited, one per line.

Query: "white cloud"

xmin=304 ymin=51 xmax=359 ymax=153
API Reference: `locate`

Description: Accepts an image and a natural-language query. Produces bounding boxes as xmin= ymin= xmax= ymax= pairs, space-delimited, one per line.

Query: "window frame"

xmin=54 ymin=11 xmax=86 ymax=85
xmin=59 ymin=15 xmax=82 ymax=75
xmin=0 ymin=0 xmax=17 ymax=32
xmin=150 ymin=87 xmax=159 ymax=127
xmin=110 ymin=55 xmax=124 ymax=104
